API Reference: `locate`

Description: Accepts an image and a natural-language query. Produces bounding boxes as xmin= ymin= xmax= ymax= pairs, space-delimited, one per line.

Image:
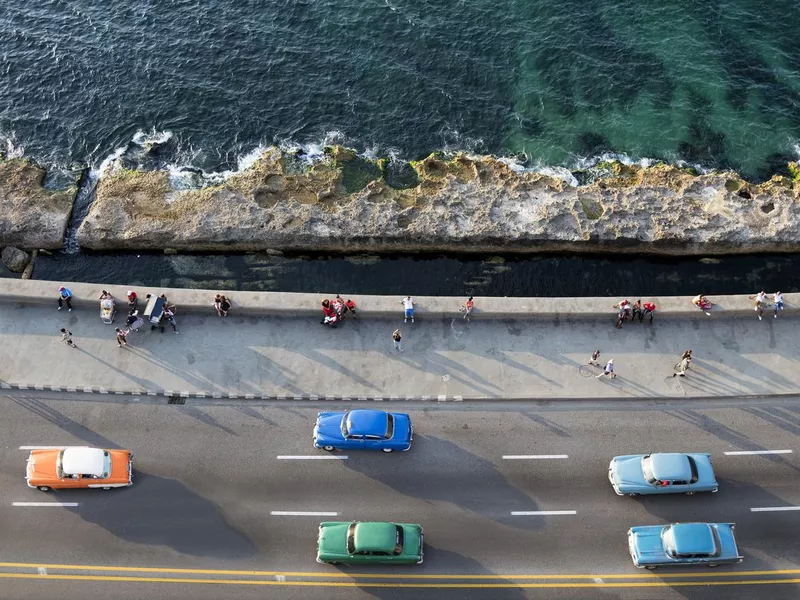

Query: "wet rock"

xmin=0 ymin=158 xmax=76 ymax=249
xmin=76 ymin=147 xmax=800 ymax=256
xmin=1 ymin=246 xmax=30 ymax=272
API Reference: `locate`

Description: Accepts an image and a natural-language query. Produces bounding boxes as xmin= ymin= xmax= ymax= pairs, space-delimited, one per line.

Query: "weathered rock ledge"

xmin=76 ymin=147 xmax=800 ymax=255
xmin=0 ymin=158 xmax=76 ymax=249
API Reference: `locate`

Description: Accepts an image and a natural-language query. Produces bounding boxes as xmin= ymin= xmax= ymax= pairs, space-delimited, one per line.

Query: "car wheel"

xmin=685 ymin=491 xmax=696 ymax=495
xmin=645 ymin=565 xmax=658 ymax=570
xmin=707 ymin=563 xmax=719 ymax=568
xmin=322 ymin=445 xmax=335 ymax=452
xmin=627 ymin=493 xmax=639 ymax=497
xmin=328 ymin=561 xmax=340 ymax=566
xmin=102 ymin=486 xmax=112 ymax=491
xmin=37 ymin=486 xmax=51 ymax=492
xmin=382 ymin=448 xmax=394 ymax=453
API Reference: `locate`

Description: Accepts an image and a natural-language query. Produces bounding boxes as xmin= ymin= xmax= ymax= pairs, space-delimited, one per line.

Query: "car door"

xmin=364 ymin=434 xmax=383 ymax=450
xmin=345 ymin=434 xmax=365 ymax=449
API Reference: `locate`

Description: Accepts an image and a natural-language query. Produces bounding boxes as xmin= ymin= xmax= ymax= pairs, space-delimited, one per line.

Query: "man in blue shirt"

xmin=58 ymin=286 xmax=73 ymax=311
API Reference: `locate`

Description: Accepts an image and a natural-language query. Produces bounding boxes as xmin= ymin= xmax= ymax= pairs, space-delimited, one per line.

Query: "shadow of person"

xmin=342 ymin=435 xmax=543 ymax=530
xmin=53 ymin=471 xmax=256 ymax=559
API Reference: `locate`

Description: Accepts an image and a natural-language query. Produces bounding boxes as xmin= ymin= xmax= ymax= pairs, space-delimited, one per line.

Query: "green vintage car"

xmin=316 ymin=521 xmax=424 ymax=565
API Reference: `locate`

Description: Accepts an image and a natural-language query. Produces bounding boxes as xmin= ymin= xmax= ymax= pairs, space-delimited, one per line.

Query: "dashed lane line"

xmin=12 ymin=502 xmax=79 ymax=507
xmin=751 ymin=506 xmax=800 ymax=512
xmin=270 ymin=511 xmax=338 ymax=516
xmin=511 ymin=510 xmax=577 ymax=516
xmin=724 ymin=450 xmax=793 ymax=455
xmin=503 ymin=455 xmax=569 ymax=459
xmin=276 ymin=455 xmax=348 ymax=460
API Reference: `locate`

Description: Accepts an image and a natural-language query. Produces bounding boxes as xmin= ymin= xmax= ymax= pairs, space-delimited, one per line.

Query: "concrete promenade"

xmin=0 ymin=280 xmax=798 ymax=399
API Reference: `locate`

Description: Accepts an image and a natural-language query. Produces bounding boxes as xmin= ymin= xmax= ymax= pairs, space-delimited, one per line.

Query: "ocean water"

xmin=2 ymin=0 xmax=800 ymax=180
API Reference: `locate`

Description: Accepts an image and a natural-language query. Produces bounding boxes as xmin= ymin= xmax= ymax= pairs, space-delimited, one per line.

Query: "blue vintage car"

xmin=628 ymin=522 xmax=742 ymax=569
xmin=313 ymin=410 xmax=412 ymax=452
xmin=608 ymin=452 xmax=717 ymax=496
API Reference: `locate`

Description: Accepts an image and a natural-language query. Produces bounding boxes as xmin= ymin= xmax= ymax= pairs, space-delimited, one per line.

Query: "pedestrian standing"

xmin=631 ymin=300 xmax=643 ymax=323
xmin=642 ymin=301 xmax=656 ymax=324
xmin=392 ymin=329 xmax=403 ymax=352
xmin=749 ymin=290 xmax=767 ymax=321
xmin=164 ymin=306 xmax=178 ymax=334
xmin=402 ymin=296 xmax=415 ymax=323
xmin=596 ymin=359 xmax=615 ymax=379
xmin=115 ymin=327 xmax=129 ymax=348
xmin=60 ymin=328 xmax=76 ymax=348
xmin=461 ymin=296 xmax=474 ymax=321
xmin=673 ymin=357 xmax=691 ymax=377
xmin=681 ymin=349 xmax=693 ymax=361
xmin=57 ymin=286 xmax=73 ymax=311
xmin=127 ymin=290 xmax=138 ymax=312
xmin=588 ymin=349 xmax=601 ymax=366
xmin=772 ymin=291 xmax=784 ymax=319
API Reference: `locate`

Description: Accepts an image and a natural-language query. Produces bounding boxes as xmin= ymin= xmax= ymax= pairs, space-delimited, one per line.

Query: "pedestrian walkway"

xmin=0 ymin=303 xmax=798 ymax=399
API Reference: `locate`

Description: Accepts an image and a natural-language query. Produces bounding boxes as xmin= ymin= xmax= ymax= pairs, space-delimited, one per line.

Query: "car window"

xmin=348 ymin=434 xmax=364 ymax=440
xmin=394 ymin=526 xmax=404 ymax=555
xmin=56 ymin=451 xmax=65 ymax=479
xmin=346 ymin=523 xmax=357 ymax=554
xmin=103 ymin=451 xmax=112 ymax=478
xmin=385 ymin=414 xmax=394 ymax=440
xmin=688 ymin=456 xmax=699 ymax=484
xmin=365 ymin=435 xmax=381 ymax=440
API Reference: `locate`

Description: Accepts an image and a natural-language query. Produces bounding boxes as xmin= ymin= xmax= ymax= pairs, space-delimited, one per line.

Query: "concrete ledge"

xmin=0 ymin=278 xmax=792 ymax=319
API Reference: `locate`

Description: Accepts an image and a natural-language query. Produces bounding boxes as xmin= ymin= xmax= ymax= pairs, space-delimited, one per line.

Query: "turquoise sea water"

xmin=1 ymin=0 xmax=799 ymax=179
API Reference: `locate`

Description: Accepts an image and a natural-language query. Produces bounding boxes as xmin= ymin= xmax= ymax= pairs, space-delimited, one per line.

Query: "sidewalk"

xmin=0 ymin=302 xmax=798 ymax=400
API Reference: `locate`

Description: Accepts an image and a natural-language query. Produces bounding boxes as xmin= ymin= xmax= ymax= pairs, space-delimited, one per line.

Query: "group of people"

xmin=320 ymin=295 xmax=357 ymax=327
xmin=748 ymin=290 xmax=784 ymax=320
xmin=612 ymin=299 xmax=656 ymax=328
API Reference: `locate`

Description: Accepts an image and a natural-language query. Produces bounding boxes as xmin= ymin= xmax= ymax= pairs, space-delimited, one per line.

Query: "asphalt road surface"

xmin=0 ymin=392 xmax=798 ymax=600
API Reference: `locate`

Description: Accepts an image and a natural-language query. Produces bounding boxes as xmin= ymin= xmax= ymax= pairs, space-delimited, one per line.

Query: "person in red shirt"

xmin=642 ymin=301 xmax=656 ymax=324
xmin=320 ymin=299 xmax=338 ymax=327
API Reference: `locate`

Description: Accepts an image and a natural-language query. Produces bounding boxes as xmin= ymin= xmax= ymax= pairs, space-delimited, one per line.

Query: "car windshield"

xmin=346 ymin=523 xmax=357 ymax=554
xmin=688 ymin=456 xmax=699 ymax=484
xmin=56 ymin=451 xmax=64 ymax=478
xmin=641 ymin=455 xmax=656 ymax=484
xmin=394 ymin=525 xmax=404 ymax=555
xmin=385 ymin=414 xmax=394 ymax=440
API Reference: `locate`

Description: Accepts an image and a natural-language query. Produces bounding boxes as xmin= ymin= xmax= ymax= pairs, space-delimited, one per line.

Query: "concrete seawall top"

xmin=0 ymin=278 xmax=791 ymax=319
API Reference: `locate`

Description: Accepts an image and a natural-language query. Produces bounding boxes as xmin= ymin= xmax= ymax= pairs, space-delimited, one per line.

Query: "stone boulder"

xmin=0 ymin=158 xmax=76 ymax=249
xmin=76 ymin=147 xmax=800 ymax=256
xmin=1 ymin=246 xmax=30 ymax=272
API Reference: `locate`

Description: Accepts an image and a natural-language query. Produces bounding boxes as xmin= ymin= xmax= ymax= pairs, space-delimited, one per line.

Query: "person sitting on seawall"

xmin=630 ymin=299 xmax=643 ymax=322
xmin=344 ymin=297 xmax=357 ymax=318
xmin=99 ymin=290 xmax=113 ymax=300
xmin=692 ymin=294 xmax=713 ymax=316
xmin=613 ymin=299 xmax=631 ymax=328
xmin=213 ymin=294 xmax=231 ymax=317
xmin=641 ymin=301 xmax=656 ymax=324
xmin=320 ymin=299 xmax=339 ymax=327
xmin=461 ymin=296 xmax=474 ymax=321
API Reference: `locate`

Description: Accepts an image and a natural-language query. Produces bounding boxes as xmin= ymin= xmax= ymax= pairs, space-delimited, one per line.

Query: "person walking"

xmin=60 ymin=328 xmax=76 ymax=348
xmin=673 ymin=357 xmax=691 ymax=377
xmin=392 ymin=329 xmax=403 ymax=352
xmin=749 ymin=290 xmax=767 ymax=321
xmin=641 ymin=301 xmax=656 ymax=324
xmin=57 ymin=286 xmax=73 ymax=311
xmin=402 ymin=296 xmax=415 ymax=323
xmin=115 ymin=327 xmax=129 ymax=348
xmin=596 ymin=358 xmax=615 ymax=379
xmin=461 ymin=296 xmax=474 ymax=321
xmin=773 ymin=291 xmax=784 ymax=319
xmin=588 ymin=349 xmax=601 ymax=366
xmin=164 ymin=306 xmax=178 ymax=333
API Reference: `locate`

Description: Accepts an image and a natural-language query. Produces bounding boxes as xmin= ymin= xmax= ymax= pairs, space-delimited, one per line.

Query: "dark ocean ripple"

xmin=2 ymin=0 xmax=800 ymax=179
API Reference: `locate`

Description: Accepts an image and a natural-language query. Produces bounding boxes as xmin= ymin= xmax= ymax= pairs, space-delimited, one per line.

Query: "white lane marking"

xmin=19 ymin=446 xmax=76 ymax=450
xmin=13 ymin=502 xmax=79 ymax=507
xmin=503 ymin=455 xmax=569 ymax=460
xmin=751 ymin=506 xmax=800 ymax=512
xmin=511 ymin=510 xmax=577 ymax=516
xmin=724 ymin=449 xmax=792 ymax=455
xmin=276 ymin=455 xmax=349 ymax=460
xmin=270 ymin=511 xmax=338 ymax=516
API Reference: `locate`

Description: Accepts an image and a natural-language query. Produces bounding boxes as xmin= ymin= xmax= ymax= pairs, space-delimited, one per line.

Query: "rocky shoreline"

xmin=4 ymin=149 xmax=800 ymax=257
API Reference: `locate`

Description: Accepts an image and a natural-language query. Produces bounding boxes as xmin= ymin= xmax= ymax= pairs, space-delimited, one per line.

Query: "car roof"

xmin=346 ymin=410 xmax=388 ymax=436
xmin=62 ymin=447 xmax=105 ymax=477
xmin=670 ymin=523 xmax=716 ymax=555
xmin=353 ymin=522 xmax=397 ymax=553
xmin=650 ymin=453 xmax=691 ymax=481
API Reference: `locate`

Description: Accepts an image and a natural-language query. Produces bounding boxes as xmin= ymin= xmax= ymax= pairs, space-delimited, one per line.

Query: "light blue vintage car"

xmin=628 ymin=522 xmax=742 ymax=569
xmin=608 ymin=453 xmax=717 ymax=496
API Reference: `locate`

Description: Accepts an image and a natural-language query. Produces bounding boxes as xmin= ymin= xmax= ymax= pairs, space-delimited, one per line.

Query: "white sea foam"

xmin=131 ymin=129 xmax=173 ymax=148
xmin=1 ymin=132 xmax=25 ymax=158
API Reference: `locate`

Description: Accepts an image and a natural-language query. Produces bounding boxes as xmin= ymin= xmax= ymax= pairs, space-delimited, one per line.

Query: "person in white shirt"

xmin=772 ymin=291 xmax=784 ymax=319
xmin=402 ymin=296 xmax=415 ymax=323
xmin=749 ymin=290 xmax=767 ymax=321
xmin=596 ymin=358 xmax=615 ymax=379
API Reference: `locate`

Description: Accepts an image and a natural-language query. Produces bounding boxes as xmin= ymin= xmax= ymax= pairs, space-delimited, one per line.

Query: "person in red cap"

xmin=57 ymin=286 xmax=73 ymax=311
xmin=127 ymin=290 xmax=138 ymax=312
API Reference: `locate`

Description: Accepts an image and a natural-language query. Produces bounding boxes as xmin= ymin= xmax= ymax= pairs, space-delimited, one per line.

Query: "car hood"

xmin=315 ymin=413 xmax=346 ymax=443
xmin=612 ymin=456 xmax=645 ymax=488
xmin=27 ymin=450 xmax=59 ymax=481
xmin=317 ymin=522 xmax=350 ymax=557
xmin=630 ymin=527 xmax=668 ymax=559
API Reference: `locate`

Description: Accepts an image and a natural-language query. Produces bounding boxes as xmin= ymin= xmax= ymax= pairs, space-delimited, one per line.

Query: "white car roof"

xmin=62 ymin=447 xmax=105 ymax=477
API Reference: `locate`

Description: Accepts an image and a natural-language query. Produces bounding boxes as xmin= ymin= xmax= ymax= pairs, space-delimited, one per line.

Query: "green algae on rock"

xmin=76 ymin=147 xmax=800 ymax=255
xmin=0 ymin=157 xmax=76 ymax=249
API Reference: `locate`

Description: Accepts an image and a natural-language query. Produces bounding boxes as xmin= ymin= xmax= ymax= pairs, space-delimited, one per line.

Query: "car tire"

xmin=707 ymin=563 xmax=719 ymax=568
xmin=102 ymin=486 xmax=112 ymax=491
xmin=37 ymin=486 xmax=51 ymax=492
xmin=627 ymin=493 xmax=639 ymax=497
xmin=322 ymin=445 xmax=335 ymax=452
xmin=685 ymin=491 xmax=696 ymax=495
xmin=382 ymin=448 xmax=394 ymax=453
xmin=645 ymin=565 xmax=658 ymax=570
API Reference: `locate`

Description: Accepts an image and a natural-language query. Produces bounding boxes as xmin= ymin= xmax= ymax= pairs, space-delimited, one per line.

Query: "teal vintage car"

xmin=317 ymin=521 xmax=423 ymax=565
xmin=628 ymin=522 xmax=742 ymax=569
xmin=608 ymin=453 xmax=718 ymax=496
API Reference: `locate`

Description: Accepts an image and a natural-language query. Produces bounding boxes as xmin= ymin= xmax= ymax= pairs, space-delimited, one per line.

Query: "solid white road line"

xmin=750 ymin=506 xmax=800 ymax=512
xmin=276 ymin=455 xmax=349 ymax=460
xmin=503 ymin=455 xmax=569 ymax=459
xmin=511 ymin=510 xmax=577 ymax=516
xmin=724 ymin=450 xmax=793 ymax=455
xmin=270 ymin=511 xmax=339 ymax=516
xmin=18 ymin=446 xmax=79 ymax=450
xmin=12 ymin=502 xmax=79 ymax=507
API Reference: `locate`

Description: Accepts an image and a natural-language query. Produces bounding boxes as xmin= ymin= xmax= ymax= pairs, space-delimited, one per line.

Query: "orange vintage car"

xmin=26 ymin=447 xmax=133 ymax=491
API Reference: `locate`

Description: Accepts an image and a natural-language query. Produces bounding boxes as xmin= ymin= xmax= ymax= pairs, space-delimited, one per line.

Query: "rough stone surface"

xmin=0 ymin=158 xmax=76 ymax=249
xmin=1 ymin=246 xmax=30 ymax=272
xmin=76 ymin=147 xmax=800 ymax=255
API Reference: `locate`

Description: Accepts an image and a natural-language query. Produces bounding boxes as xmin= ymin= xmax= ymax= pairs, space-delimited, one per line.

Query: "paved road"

xmin=2 ymin=303 xmax=800 ymax=399
xmin=0 ymin=393 xmax=797 ymax=599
